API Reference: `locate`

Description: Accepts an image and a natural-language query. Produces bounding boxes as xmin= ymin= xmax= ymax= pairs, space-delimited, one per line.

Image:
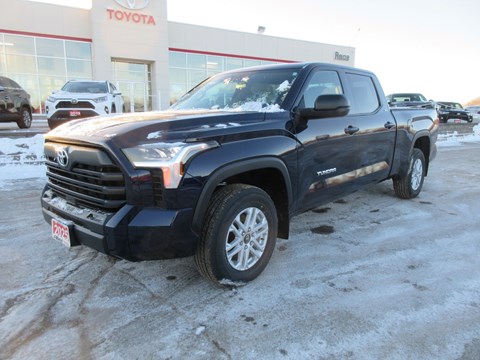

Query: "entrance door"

xmin=118 ymin=81 xmax=147 ymax=113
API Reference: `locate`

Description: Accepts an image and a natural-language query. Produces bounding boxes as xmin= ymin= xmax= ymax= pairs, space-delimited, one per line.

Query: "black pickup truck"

xmin=41 ymin=63 xmax=438 ymax=284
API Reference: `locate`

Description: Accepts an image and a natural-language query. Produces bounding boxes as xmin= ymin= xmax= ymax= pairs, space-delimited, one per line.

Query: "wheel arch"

xmin=412 ymin=133 xmax=431 ymax=176
xmin=191 ymin=157 xmax=293 ymax=239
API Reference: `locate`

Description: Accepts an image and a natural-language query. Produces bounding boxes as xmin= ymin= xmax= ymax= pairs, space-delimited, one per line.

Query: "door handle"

xmin=384 ymin=121 xmax=396 ymax=129
xmin=344 ymin=125 xmax=359 ymax=135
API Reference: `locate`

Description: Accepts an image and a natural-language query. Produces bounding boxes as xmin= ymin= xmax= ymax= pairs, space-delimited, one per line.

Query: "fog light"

xmin=46 ymin=106 xmax=49 ymax=114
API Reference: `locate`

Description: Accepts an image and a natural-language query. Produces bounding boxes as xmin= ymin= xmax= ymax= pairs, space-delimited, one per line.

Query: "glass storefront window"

xmin=5 ymin=35 xmax=35 ymax=55
xmin=244 ymin=59 xmax=262 ymax=68
xmin=112 ymin=60 xmax=152 ymax=112
xmin=6 ymin=54 xmax=36 ymax=74
xmin=115 ymin=70 xmax=148 ymax=82
xmin=188 ymin=69 xmax=207 ymax=89
xmin=36 ymin=38 xmax=64 ymax=58
xmin=225 ymin=57 xmax=243 ymax=70
xmin=170 ymin=68 xmax=186 ymax=84
xmin=67 ymin=59 xmax=92 ymax=79
xmin=38 ymin=57 xmax=66 ymax=76
xmin=207 ymin=56 xmax=223 ymax=71
xmin=187 ymin=53 xmax=206 ymax=69
xmin=65 ymin=41 xmax=91 ymax=60
xmin=169 ymin=51 xmax=186 ymax=68
xmin=0 ymin=55 xmax=5 ymax=74
xmin=0 ymin=32 xmax=93 ymax=114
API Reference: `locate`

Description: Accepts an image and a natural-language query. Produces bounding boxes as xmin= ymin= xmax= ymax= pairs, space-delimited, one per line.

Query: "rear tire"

xmin=194 ymin=184 xmax=278 ymax=284
xmin=47 ymin=118 xmax=57 ymax=130
xmin=17 ymin=107 xmax=32 ymax=129
xmin=393 ymin=148 xmax=425 ymax=199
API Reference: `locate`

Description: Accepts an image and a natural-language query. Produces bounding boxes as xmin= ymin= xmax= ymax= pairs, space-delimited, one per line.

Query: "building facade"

xmin=0 ymin=0 xmax=355 ymax=114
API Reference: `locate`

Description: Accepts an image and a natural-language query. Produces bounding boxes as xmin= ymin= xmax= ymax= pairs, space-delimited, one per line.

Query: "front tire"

xmin=393 ymin=148 xmax=425 ymax=199
xmin=17 ymin=107 xmax=32 ymax=129
xmin=195 ymin=184 xmax=278 ymax=284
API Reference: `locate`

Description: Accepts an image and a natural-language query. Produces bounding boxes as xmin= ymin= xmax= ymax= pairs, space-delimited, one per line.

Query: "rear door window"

xmin=345 ymin=73 xmax=380 ymax=114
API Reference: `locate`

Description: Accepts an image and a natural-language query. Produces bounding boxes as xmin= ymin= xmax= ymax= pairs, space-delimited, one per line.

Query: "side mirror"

xmin=113 ymin=90 xmax=122 ymax=96
xmin=296 ymin=94 xmax=350 ymax=120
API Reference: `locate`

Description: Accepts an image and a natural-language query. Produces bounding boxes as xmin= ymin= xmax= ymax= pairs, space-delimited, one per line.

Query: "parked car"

xmin=45 ymin=80 xmax=124 ymax=129
xmin=0 ymin=76 xmax=33 ymax=129
xmin=436 ymin=102 xmax=473 ymax=123
xmin=386 ymin=93 xmax=435 ymax=109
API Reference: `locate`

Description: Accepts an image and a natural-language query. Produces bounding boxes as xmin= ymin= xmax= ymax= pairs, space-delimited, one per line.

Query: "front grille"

xmin=150 ymin=169 xmax=165 ymax=207
xmin=45 ymin=144 xmax=126 ymax=211
xmin=56 ymin=101 xmax=95 ymax=109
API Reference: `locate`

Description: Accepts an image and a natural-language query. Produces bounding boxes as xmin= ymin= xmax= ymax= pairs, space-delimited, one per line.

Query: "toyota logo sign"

xmin=56 ymin=149 xmax=69 ymax=168
xmin=114 ymin=0 xmax=149 ymax=10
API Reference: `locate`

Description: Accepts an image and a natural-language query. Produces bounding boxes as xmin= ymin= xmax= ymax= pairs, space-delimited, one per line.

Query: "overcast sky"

xmin=27 ymin=0 xmax=480 ymax=103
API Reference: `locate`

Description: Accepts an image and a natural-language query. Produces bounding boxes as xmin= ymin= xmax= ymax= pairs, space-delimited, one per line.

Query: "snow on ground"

xmin=0 ymin=134 xmax=46 ymax=186
xmin=1 ymin=126 xmax=480 ymax=359
xmin=437 ymin=124 xmax=480 ymax=147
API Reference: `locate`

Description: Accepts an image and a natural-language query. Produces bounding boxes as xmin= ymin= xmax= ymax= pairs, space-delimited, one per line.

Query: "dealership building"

xmin=0 ymin=0 xmax=355 ymax=114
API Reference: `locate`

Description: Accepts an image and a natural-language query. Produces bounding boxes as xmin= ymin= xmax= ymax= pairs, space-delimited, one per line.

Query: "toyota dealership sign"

xmin=108 ymin=0 xmax=155 ymax=25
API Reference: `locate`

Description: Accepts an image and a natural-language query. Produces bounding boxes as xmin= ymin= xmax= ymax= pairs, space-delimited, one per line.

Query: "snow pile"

xmin=437 ymin=124 xmax=480 ymax=147
xmin=0 ymin=134 xmax=46 ymax=184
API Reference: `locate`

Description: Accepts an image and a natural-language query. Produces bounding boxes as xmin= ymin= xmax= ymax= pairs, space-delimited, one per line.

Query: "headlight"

xmin=122 ymin=141 xmax=219 ymax=188
xmin=94 ymin=96 xmax=108 ymax=103
xmin=46 ymin=96 xmax=55 ymax=102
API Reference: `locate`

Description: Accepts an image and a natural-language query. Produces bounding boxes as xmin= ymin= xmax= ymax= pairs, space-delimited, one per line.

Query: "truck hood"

xmin=46 ymin=110 xmax=287 ymax=148
xmin=49 ymin=91 xmax=108 ymax=100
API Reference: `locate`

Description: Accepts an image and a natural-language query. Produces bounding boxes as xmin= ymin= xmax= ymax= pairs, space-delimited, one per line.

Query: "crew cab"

xmin=45 ymin=80 xmax=124 ymax=129
xmin=41 ymin=63 xmax=438 ymax=284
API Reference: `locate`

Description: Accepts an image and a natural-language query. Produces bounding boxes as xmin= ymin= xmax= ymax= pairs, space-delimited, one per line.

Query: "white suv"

xmin=45 ymin=80 xmax=124 ymax=129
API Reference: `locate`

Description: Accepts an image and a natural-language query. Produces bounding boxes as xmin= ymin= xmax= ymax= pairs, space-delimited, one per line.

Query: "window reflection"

xmin=168 ymin=51 xmax=281 ymax=105
xmin=6 ymin=54 xmax=36 ymax=74
xmin=0 ymin=32 xmax=93 ymax=114
xmin=65 ymin=41 xmax=92 ymax=60
xmin=36 ymin=38 xmax=64 ymax=57
xmin=38 ymin=57 xmax=66 ymax=76
xmin=67 ymin=59 xmax=92 ymax=79
xmin=5 ymin=35 xmax=35 ymax=55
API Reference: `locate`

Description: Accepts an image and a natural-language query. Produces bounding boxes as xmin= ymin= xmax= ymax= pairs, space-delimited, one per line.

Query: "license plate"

xmin=52 ymin=218 xmax=71 ymax=247
xmin=69 ymin=110 xmax=81 ymax=117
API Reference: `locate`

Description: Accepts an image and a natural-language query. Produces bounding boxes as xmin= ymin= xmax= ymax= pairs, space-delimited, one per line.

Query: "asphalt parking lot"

xmin=1 ymin=141 xmax=479 ymax=359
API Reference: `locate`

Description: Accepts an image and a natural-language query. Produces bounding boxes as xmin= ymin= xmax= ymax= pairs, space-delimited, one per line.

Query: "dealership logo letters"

xmin=114 ymin=0 xmax=149 ymax=10
xmin=108 ymin=0 xmax=155 ymax=25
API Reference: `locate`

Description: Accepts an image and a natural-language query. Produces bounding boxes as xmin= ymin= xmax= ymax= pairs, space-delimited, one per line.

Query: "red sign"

xmin=106 ymin=8 xmax=156 ymax=26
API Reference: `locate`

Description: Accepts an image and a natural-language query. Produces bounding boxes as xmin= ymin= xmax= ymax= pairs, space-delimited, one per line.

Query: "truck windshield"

xmin=170 ymin=68 xmax=300 ymax=112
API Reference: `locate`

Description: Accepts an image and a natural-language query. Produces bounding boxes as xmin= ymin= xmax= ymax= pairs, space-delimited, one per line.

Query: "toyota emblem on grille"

xmin=71 ymin=98 xmax=78 ymax=104
xmin=114 ymin=0 xmax=149 ymax=10
xmin=57 ymin=149 xmax=69 ymax=167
